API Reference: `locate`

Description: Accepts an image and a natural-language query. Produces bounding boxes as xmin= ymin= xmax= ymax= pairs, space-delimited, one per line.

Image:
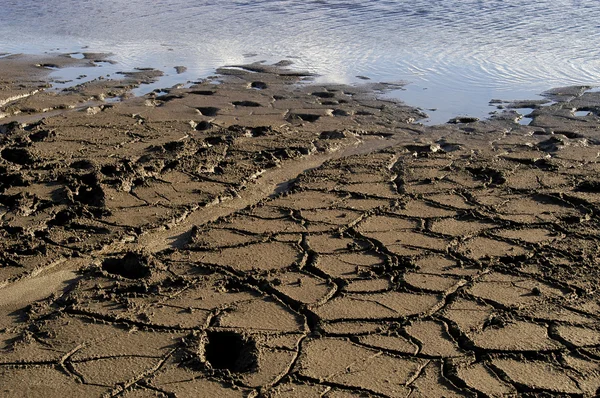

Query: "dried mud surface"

xmin=1 ymin=55 xmax=600 ymax=397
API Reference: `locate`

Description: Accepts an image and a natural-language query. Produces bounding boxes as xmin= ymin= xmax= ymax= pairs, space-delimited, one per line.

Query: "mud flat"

xmin=1 ymin=54 xmax=600 ymax=397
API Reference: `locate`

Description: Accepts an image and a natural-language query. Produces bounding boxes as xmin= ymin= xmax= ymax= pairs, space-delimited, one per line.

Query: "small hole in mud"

xmin=101 ymin=252 xmax=152 ymax=279
xmin=195 ymin=120 xmax=213 ymax=131
xmin=312 ymin=91 xmax=335 ymax=98
xmin=292 ymin=113 xmax=320 ymax=122
xmin=70 ymin=160 xmax=95 ymax=170
xmin=29 ymin=129 xmax=54 ymax=142
xmin=1 ymin=148 xmax=35 ymax=165
xmin=232 ymin=100 xmax=262 ymax=107
xmin=448 ymin=116 xmax=479 ymax=124
xmin=251 ymin=81 xmax=267 ymax=89
xmin=249 ymin=126 xmax=273 ymax=137
xmin=190 ymin=90 xmax=216 ymax=96
xmin=555 ymin=130 xmax=585 ymax=139
xmin=332 ymin=109 xmax=350 ymax=116
xmin=356 ymin=110 xmax=375 ymax=116
xmin=205 ymin=331 xmax=257 ymax=373
xmin=197 ymin=107 xmax=219 ymax=116
xmin=100 ymin=164 xmax=119 ymax=176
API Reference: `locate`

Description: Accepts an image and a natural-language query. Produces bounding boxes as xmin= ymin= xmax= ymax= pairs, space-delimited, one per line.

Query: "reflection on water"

xmin=0 ymin=0 xmax=599 ymax=124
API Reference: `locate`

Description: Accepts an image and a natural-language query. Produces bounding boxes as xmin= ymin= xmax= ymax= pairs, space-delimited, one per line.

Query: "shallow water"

xmin=513 ymin=108 xmax=535 ymax=126
xmin=1 ymin=0 xmax=599 ymax=124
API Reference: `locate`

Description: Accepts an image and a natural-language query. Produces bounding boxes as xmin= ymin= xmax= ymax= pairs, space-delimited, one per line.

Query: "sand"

xmin=1 ymin=54 xmax=600 ymax=397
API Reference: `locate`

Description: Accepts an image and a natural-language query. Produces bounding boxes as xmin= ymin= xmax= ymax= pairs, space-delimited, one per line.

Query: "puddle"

xmin=385 ymin=83 xmax=500 ymax=125
xmin=103 ymin=96 xmax=122 ymax=104
xmin=130 ymin=70 xmax=198 ymax=96
xmin=132 ymin=79 xmax=186 ymax=96
xmin=513 ymin=108 xmax=535 ymax=125
xmin=519 ymin=117 xmax=533 ymax=126
xmin=48 ymin=62 xmax=124 ymax=91
xmin=43 ymin=55 xmax=196 ymax=98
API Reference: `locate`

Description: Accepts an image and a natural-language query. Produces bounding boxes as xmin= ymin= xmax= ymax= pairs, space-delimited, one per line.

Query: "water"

xmin=513 ymin=108 xmax=535 ymax=126
xmin=1 ymin=0 xmax=599 ymax=124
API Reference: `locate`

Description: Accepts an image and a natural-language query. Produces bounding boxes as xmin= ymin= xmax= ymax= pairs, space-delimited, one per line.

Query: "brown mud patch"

xmin=1 ymin=55 xmax=600 ymax=396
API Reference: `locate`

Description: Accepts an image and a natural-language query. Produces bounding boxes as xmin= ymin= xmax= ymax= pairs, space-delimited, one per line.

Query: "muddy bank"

xmin=1 ymin=55 xmax=600 ymax=397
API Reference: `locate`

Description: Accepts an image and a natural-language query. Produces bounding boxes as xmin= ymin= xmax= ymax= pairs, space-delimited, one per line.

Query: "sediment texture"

xmin=1 ymin=56 xmax=600 ymax=397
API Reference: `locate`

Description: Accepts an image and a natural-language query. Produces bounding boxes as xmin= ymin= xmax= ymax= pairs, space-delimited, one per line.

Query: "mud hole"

xmin=1 ymin=55 xmax=600 ymax=397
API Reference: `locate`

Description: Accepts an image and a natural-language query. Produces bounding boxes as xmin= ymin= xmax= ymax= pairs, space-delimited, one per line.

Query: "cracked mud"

xmin=1 ymin=55 xmax=600 ymax=397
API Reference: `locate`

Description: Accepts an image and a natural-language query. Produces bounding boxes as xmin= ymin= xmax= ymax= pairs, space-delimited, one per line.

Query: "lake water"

xmin=1 ymin=0 xmax=599 ymax=124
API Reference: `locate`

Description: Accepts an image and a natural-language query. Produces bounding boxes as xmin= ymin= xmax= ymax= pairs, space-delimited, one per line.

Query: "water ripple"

xmin=0 ymin=0 xmax=599 ymax=122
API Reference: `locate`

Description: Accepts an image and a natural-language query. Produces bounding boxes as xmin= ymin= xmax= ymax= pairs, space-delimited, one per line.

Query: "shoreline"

xmin=1 ymin=54 xmax=600 ymax=397
xmin=5 ymin=49 xmax=586 ymax=126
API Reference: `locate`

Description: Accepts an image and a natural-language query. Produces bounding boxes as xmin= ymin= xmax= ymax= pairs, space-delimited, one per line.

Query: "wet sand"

xmin=1 ymin=54 xmax=600 ymax=397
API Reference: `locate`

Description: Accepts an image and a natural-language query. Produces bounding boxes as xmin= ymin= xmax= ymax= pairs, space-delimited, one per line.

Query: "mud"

xmin=1 ymin=55 xmax=600 ymax=397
